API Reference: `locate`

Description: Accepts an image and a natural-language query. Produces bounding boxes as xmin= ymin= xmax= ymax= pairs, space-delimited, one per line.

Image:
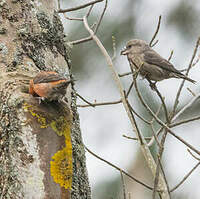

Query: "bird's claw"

xmin=37 ymin=97 xmax=45 ymax=104
xmin=149 ymin=81 xmax=157 ymax=91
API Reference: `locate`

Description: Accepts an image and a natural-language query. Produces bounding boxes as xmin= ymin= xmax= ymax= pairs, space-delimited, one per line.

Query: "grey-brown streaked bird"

xmin=120 ymin=39 xmax=196 ymax=84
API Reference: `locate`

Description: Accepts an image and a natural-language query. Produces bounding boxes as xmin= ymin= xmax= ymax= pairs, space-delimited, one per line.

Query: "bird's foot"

xmin=36 ymin=97 xmax=45 ymax=104
xmin=133 ymin=70 xmax=140 ymax=79
xmin=149 ymin=81 xmax=157 ymax=91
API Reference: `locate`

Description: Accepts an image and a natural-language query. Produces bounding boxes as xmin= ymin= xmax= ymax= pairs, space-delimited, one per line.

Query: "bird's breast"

xmin=128 ymin=54 xmax=144 ymax=69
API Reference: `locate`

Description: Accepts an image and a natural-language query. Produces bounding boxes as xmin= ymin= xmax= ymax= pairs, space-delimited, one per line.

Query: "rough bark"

xmin=0 ymin=0 xmax=91 ymax=198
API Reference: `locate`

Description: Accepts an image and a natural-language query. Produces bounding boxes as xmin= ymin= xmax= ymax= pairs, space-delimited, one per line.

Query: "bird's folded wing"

xmin=144 ymin=50 xmax=183 ymax=75
xmin=33 ymin=73 xmax=66 ymax=84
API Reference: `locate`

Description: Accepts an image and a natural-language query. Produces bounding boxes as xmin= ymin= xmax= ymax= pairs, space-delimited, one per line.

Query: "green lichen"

xmin=50 ymin=116 xmax=69 ymax=136
xmin=23 ymin=103 xmax=48 ymax=128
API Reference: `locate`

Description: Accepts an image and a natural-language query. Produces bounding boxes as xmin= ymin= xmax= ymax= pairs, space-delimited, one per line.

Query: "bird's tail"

xmin=180 ymin=75 xmax=196 ymax=84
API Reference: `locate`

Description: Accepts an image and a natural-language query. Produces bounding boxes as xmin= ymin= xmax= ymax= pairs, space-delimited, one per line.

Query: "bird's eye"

xmin=127 ymin=45 xmax=132 ymax=49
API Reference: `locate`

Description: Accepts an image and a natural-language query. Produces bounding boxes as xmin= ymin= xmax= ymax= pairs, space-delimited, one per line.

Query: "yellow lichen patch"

xmin=50 ymin=116 xmax=73 ymax=190
xmin=23 ymin=103 xmax=73 ymax=189
xmin=50 ymin=116 xmax=68 ymax=136
xmin=23 ymin=103 xmax=48 ymax=128
xmin=50 ymin=146 xmax=72 ymax=189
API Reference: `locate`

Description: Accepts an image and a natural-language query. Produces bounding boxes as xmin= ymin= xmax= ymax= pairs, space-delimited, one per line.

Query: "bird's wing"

xmin=33 ymin=72 xmax=66 ymax=84
xmin=144 ymin=49 xmax=183 ymax=75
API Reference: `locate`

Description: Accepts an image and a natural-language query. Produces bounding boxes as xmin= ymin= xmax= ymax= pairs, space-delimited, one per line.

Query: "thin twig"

xmin=147 ymin=79 xmax=169 ymax=123
xmin=120 ymin=170 xmax=127 ymax=199
xmin=94 ymin=0 xmax=108 ymax=33
xmin=76 ymin=93 xmax=95 ymax=107
xmin=151 ymin=40 xmax=159 ymax=47
xmin=70 ymin=36 xmax=92 ymax=45
xmin=192 ymin=52 xmax=200 ymax=67
xmin=86 ymin=5 xmax=94 ymax=17
xmin=77 ymin=99 xmax=122 ymax=107
xmin=63 ymin=13 xmax=83 ymax=21
xmin=127 ymin=101 xmax=151 ymax=125
xmin=168 ymin=50 xmax=174 ymax=61
xmin=172 ymin=37 xmax=200 ymax=115
xmin=58 ymin=0 xmax=104 ymax=13
xmin=150 ymin=125 xmax=161 ymax=148
xmin=122 ymin=134 xmax=152 ymax=141
xmin=126 ymin=81 xmax=134 ymax=97
xmin=85 ymin=146 xmax=154 ymax=190
xmin=69 ymin=0 xmax=107 ymax=46
xmin=83 ymin=15 xmax=170 ymax=197
xmin=119 ymin=71 xmax=133 ymax=77
xmin=134 ymin=79 xmax=200 ymax=156
xmin=187 ymin=87 xmax=196 ymax=97
xmin=149 ymin=15 xmax=162 ymax=47
xmin=170 ymin=115 xmax=200 ymax=128
xmin=187 ymin=149 xmax=200 ymax=161
xmin=170 ymin=161 xmax=200 ymax=192
xmin=150 ymin=103 xmax=162 ymax=124
xmin=148 ymin=126 xmax=164 ymax=147
xmin=172 ymin=93 xmax=200 ymax=122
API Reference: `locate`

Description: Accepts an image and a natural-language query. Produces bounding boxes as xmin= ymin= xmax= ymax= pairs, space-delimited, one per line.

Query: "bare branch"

xmin=147 ymin=79 xmax=169 ymax=123
xmin=86 ymin=5 xmax=94 ymax=17
xmin=76 ymin=93 xmax=95 ymax=107
xmin=149 ymin=15 xmax=162 ymax=47
xmin=170 ymin=161 xmax=200 ymax=192
xmin=134 ymin=79 xmax=200 ymax=156
xmin=58 ymin=0 xmax=104 ymax=13
xmin=85 ymin=146 xmax=154 ymax=190
xmin=120 ymin=170 xmax=127 ymax=199
xmin=77 ymin=99 xmax=122 ymax=108
xmin=168 ymin=50 xmax=174 ymax=61
xmin=172 ymin=37 xmax=200 ymax=115
xmin=148 ymin=126 xmax=164 ymax=147
xmin=127 ymin=101 xmax=151 ymax=125
xmin=119 ymin=71 xmax=133 ymax=77
xmin=126 ymin=81 xmax=134 ymax=97
xmin=170 ymin=115 xmax=200 ymax=128
xmin=122 ymin=134 xmax=152 ymax=141
xmin=83 ymin=15 xmax=170 ymax=197
xmin=158 ymin=157 xmax=171 ymax=198
xmin=70 ymin=36 xmax=92 ymax=45
xmin=69 ymin=0 xmax=107 ymax=46
xmin=172 ymin=93 xmax=200 ymax=122
xmin=187 ymin=149 xmax=200 ymax=161
xmin=94 ymin=0 xmax=108 ymax=34
xmin=63 ymin=13 xmax=83 ymax=21
xmin=187 ymin=87 xmax=196 ymax=97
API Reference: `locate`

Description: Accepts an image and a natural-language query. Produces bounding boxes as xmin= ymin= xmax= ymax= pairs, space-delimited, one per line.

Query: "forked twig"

xmin=58 ymin=0 xmax=104 ymax=13
xmin=83 ymin=15 xmax=170 ymax=198
xmin=149 ymin=15 xmax=161 ymax=47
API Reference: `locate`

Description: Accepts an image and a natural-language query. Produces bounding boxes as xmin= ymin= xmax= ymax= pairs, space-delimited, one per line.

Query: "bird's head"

xmin=120 ymin=39 xmax=149 ymax=55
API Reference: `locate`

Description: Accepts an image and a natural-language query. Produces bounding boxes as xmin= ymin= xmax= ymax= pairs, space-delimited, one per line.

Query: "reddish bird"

xmin=29 ymin=71 xmax=72 ymax=102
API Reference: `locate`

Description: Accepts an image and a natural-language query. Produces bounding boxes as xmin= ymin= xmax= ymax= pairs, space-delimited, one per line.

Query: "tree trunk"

xmin=0 ymin=0 xmax=91 ymax=198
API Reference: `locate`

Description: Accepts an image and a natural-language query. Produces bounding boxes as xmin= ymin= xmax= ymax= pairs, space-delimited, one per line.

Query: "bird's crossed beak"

xmin=120 ymin=46 xmax=128 ymax=55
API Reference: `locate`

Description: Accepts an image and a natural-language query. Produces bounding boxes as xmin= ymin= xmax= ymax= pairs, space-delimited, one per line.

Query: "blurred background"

xmin=60 ymin=0 xmax=200 ymax=198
